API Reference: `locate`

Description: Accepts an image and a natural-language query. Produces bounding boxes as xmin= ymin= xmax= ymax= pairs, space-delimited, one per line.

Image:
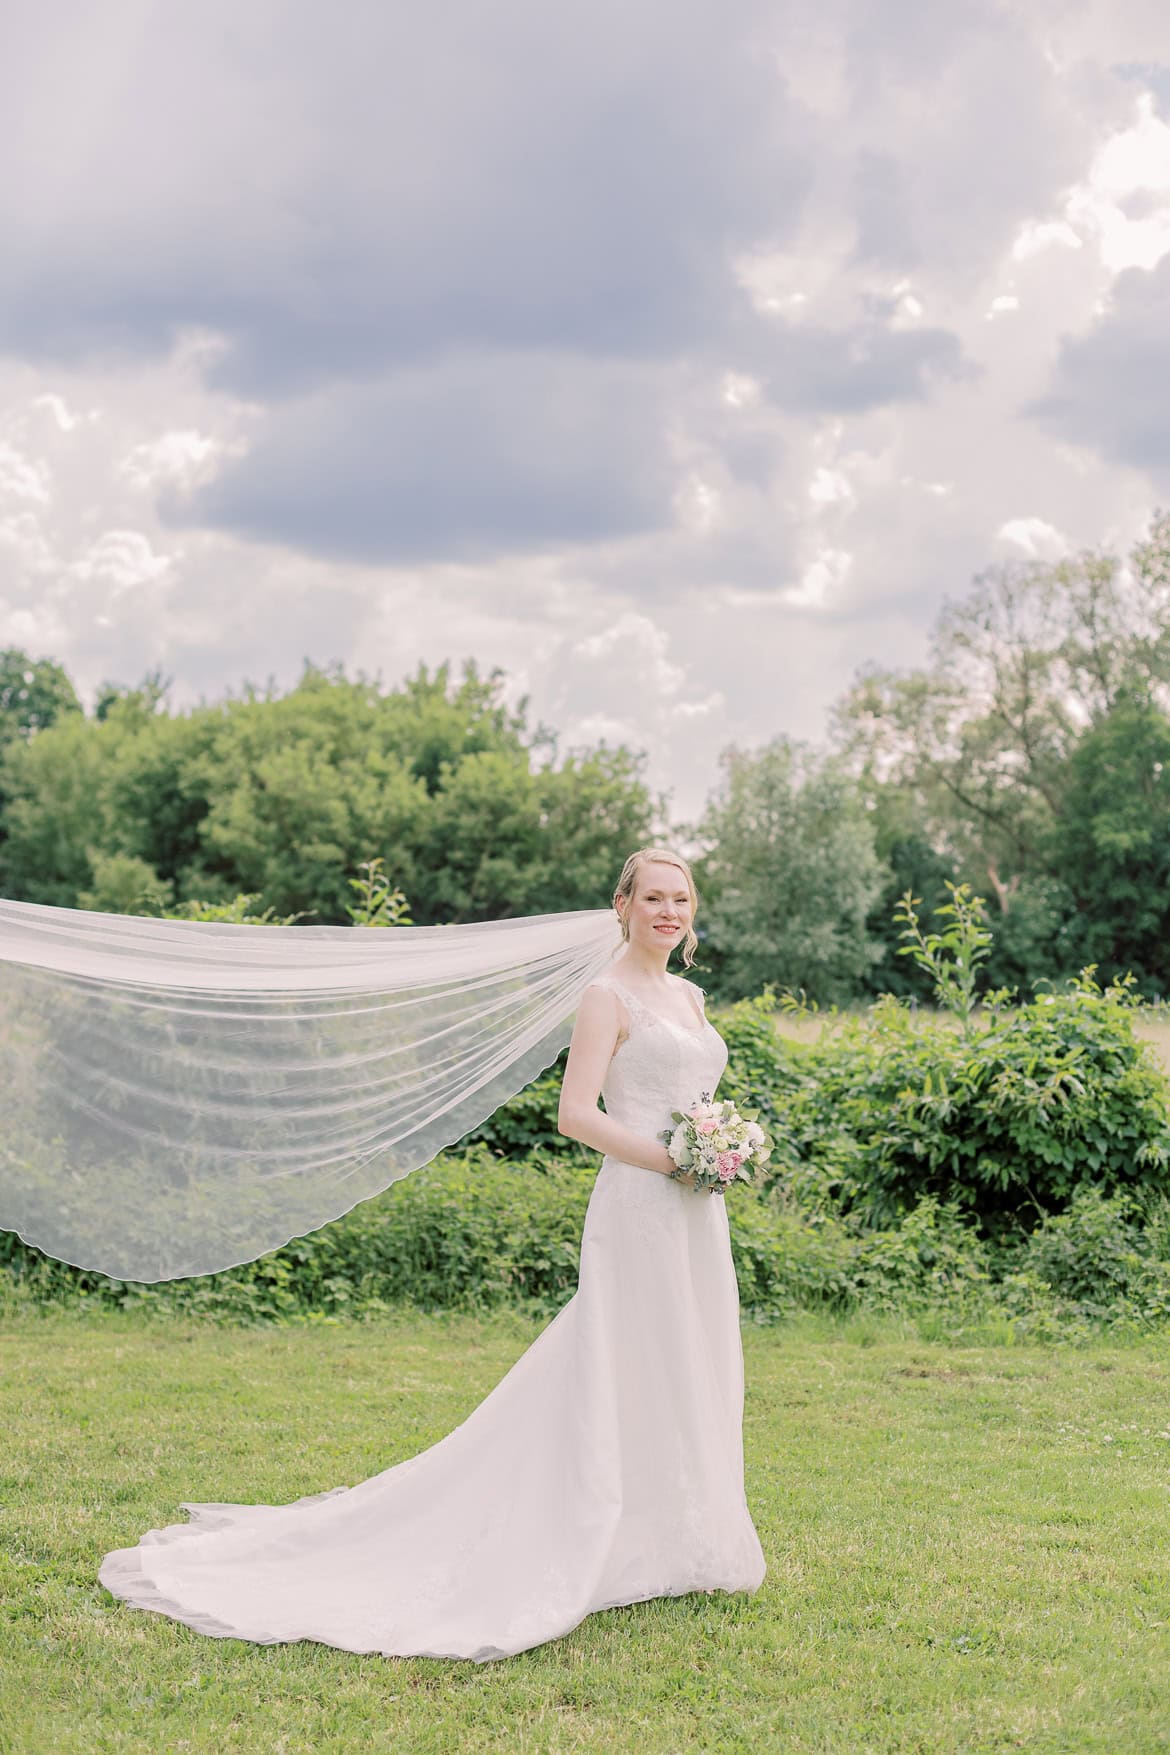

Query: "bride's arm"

xmin=556 ymin=986 xmax=676 ymax=1177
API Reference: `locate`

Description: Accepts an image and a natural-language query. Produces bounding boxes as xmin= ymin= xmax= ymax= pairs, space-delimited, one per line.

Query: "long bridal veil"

xmin=0 ymin=898 xmax=622 ymax=1283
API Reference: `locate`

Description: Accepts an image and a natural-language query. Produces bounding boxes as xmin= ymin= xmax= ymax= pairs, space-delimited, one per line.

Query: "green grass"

xmin=3 ymin=1310 xmax=1170 ymax=1754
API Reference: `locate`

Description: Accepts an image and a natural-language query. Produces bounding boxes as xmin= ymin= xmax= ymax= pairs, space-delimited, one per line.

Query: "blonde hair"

xmin=612 ymin=846 xmax=700 ymax=969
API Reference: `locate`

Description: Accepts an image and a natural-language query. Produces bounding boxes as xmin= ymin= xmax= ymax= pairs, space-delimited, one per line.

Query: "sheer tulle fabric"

xmin=0 ymin=898 xmax=623 ymax=1280
xmin=97 ymin=971 xmax=766 ymax=1661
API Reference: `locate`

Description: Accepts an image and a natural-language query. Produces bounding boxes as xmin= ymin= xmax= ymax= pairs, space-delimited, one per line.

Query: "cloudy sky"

xmin=3 ymin=1 xmax=1170 ymax=830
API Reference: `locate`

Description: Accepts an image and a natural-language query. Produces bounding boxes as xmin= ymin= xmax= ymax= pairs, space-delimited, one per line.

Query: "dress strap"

xmin=584 ymin=976 xmax=640 ymax=1025
xmin=589 ymin=975 xmax=645 ymax=1017
xmin=684 ymin=981 xmax=707 ymax=1023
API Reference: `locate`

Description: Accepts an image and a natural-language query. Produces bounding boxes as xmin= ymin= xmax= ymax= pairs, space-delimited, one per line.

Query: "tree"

xmin=0 ymin=648 xmax=84 ymax=866
xmin=415 ymin=742 xmax=658 ymax=922
xmin=830 ymin=509 xmax=1170 ymax=909
xmin=0 ymin=656 xmax=657 ymax=925
xmin=689 ymin=737 xmax=889 ymax=1004
xmin=1043 ymin=686 xmax=1170 ymax=994
xmin=0 ymin=648 xmax=82 ymax=745
xmin=94 ymin=666 xmax=171 ymax=722
xmin=0 ymin=710 xmax=109 ymax=905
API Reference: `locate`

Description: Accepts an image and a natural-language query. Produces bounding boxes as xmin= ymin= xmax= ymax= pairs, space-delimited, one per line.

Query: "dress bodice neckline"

xmin=595 ymin=972 xmax=708 ymax=1039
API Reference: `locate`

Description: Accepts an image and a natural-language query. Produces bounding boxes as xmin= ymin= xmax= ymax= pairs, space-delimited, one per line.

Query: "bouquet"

xmin=658 ymin=1092 xmax=772 ymax=1195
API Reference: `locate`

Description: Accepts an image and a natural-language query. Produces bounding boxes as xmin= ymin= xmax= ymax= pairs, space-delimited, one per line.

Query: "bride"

xmin=98 ymin=845 xmax=767 ymax=1662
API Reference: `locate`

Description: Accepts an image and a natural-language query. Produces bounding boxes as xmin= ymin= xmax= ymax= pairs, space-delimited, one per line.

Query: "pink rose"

xmin=715 ymin=1151 xmax=742 ymax=1181
xmin=697 ymin=1120 xmax=718 ymax=1135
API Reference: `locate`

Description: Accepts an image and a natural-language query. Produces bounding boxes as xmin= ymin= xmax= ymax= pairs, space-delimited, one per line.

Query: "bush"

xmin=458 ymin=1051 xmax=593 ymax=1163
xmin=852 ymin=1196 xmax=991 ymax=1314
xmin=1014 ymin=1187 xmax=1170 ymax=1324
xmin=725 ymin=1196 xmax=855 ymax=1317
xmin=8 ymin=1154 xmax=1170 ymax=1336
xmin=0 ymin=1147 xmax=596 ymax=1322
xmin=766 ymin=973 xmax=1170 ymax=1237
xmin=7 ymin=952 xmax=1170 ymax=1336
xmin=0 ymin=1149 xmax=858 ymax=1324
xmin=715 ymin=988 xmax=804 ymax=1137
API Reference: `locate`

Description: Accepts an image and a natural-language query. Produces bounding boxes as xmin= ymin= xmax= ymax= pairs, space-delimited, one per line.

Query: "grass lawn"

xmin=3 ymin=1309 xmax=1170 ymax=1754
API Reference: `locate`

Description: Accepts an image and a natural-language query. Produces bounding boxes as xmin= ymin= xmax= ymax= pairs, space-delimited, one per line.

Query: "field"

xmin=1124 ymin=1015 xmax=1170 ymax=1074
xmin=3 ymin=1309 xmax=1170 ymax=1754
xmin=774 ymin=1008 xmax=1170 ymax=1074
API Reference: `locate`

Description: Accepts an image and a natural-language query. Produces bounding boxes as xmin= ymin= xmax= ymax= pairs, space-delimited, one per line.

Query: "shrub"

xmin=0 ymin=1147 xmax=595 ymax=1322
xmin=1 ymin=1149 xmax=857 ymax=1324
xmin=725 ymin=1195 xmax=855 ymax=1317
xmin=1015 ymin=1187 xmax=1170 ymax=1323
xmin=714 ymin=988 xmax=804 ymax=1136
xmin=767 ymin=973 xmax=1170 ymax=1237
xmin=7 ymin=1157 xmax=1170 ymax=1336
xmin=852 ymin=1196 xmax=991 ymax=1313
xmin=459 ymin=1051 xmax=593 ymax=1163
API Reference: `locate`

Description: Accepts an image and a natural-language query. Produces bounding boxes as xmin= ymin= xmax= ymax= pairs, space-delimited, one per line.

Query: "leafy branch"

xmin=345 ymin=857 xmax=413 ymax=928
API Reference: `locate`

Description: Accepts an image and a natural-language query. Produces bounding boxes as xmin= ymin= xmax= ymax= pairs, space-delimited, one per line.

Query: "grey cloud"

xmin=170 ymin=352 xmax=678 ymax=564
xmin=0 ymin=1 xmax=814 ymax=397
xmin=830 ymin=0 xmax=1121 ymax=279
xmin=1024 ymin=259 xmax=1170 ymax=481
xmin=0 ymin=0 xmax=1142 ymax=578
xmin=752 ymin=319 xmax=975 ymax=414
xmin=850 ymin=153 xmax=920 ymax=267
xmin=174 ymin=305 xmax=971 ymax=567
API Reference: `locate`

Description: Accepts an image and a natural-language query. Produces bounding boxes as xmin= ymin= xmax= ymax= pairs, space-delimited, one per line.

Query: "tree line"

xmin=2 ymin=507 xmax=1169 ymax=1003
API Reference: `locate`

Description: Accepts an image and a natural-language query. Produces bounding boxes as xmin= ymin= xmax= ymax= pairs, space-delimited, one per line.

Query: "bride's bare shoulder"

xmin=580 ymin=979 xmax=617 ymax=1005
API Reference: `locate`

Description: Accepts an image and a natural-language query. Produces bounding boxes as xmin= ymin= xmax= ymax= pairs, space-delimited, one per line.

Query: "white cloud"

xmin=0 ymin=440 xmax=51 ymax=505
xmin=721 ymin=372 xmax=762 ymax=409
xmin=32 ymin=392 xmax=90 ymax=432
xmin=995 ymin=516 xmax=1069 ymax=558
xmin=673 ymin=476 xmax=722 ymax=534
xmin=1062 ymin=92 xmax=1170 ymax=274
xmin=119 ymin=429 xmax=227 ymax=492
xmin=672 ymin=690 xmax=725 ymax=720
xmin=68 ymin=529 xmax=174 ymax=595
xmin=784 ymin=547 xmax=853 ymax=610
xmin=572 ymin=613 xmax=687 ymax=699
xmin=808 ymin=467 xmax=853 ymax=506
xmin=1011 ymin=219 xmax=1084 ymax=260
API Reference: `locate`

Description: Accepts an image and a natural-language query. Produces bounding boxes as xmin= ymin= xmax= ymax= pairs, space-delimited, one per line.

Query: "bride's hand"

xmin=668 ymin=1168 xmax=722 ymax=1195
xmin=655 ymin=1148 xmax=720 ymax=1193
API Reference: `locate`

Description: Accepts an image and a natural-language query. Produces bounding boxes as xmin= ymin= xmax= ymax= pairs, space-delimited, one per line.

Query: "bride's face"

xmin=619 ymin=861 xmax=693 ymax=952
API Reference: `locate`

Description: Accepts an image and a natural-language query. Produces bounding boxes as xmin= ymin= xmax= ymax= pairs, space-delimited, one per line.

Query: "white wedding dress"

xmin=98 ymin=970 xmax=767 ymax=1662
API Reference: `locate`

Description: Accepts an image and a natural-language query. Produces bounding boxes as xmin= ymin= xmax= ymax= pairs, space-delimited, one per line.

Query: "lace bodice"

xmin=585 ymin=970 xmax=729 ymax=1137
